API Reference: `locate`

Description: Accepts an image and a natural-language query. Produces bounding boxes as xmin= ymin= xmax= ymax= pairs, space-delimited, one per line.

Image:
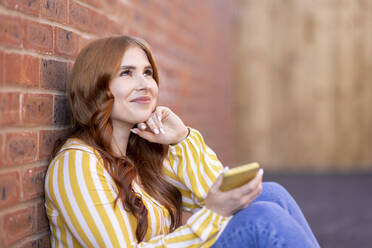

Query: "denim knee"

xmin=262 ymin=182 xmax=289 ymax=198
xmin=216 ymin=189 xmax=319 ymax=248
xmin=257 ymin=182 xmax=293 ymax=206
xmin=233 ymin=201 xmax=288 ymax=229
xmin=241 ymin=201 xmax=285 ymax=219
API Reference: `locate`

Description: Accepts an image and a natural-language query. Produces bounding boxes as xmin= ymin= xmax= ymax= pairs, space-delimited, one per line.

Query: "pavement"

xmin=264 ymin=172 xmax=372 ymax=248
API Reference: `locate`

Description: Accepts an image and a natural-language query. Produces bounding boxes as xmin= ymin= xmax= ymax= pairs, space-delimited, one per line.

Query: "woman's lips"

xmin=130 ymin=96 xmax=151 ymax=104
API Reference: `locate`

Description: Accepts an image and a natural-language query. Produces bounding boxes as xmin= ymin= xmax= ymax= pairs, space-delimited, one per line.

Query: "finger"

xmin=137 ymin=123 xmax=147 ymax=131
xmin=237 ymin=181 xmax=262 ymax=208
xmin=211 ymin=172 xmax=224 ymax=193
xmin=130 ymin=128 xmax=156 ymax=142
xmin=251 ymin=169 xmax=264 ymax=189
xmin=241 ymin=182 xmax=263 ymax=209
xmin=146 ymin=116 xmax=160 ymax=135
xmin=155 ymin=107 xmax=163 ymax=122
xmin=238 ymin=168 xmax=264 ymax=194
xmin=155 ymin=106 xmax=170 ymax=121
xmin=151 ymin=111 xmax=165 ymax=134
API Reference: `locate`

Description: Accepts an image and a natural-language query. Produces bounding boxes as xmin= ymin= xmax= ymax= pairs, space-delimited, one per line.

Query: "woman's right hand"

xmin=205 ymin=169 xmax=264 ymax=217
xmin=130 ymin=106 xmax=189 ymax=145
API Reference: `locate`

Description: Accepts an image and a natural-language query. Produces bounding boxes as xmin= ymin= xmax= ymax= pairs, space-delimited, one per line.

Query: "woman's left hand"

xmin=130 ymin=106 xmax=189 ymax=145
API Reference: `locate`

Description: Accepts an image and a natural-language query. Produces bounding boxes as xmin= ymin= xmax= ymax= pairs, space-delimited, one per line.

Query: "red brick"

xmin=22 ymin=165 xmax=47 ymax=200
xmin=20 ymin=233 xmax=50 ymax=248
xmin=79 ymin=0 xmax=121 ymax=14
xmin=133 ymin=8 xmax=144 ymax=25
xmin=4 ymin=0 xmax=40 ymax=16
xmin=102 ymin=0 xmax=121 ymax=15
xmin=54 ymin=95 xmax=72 ymax=125
xmin=22 ymin=93 xmax=53 ymax=125
xmin=91 ymin=11 xmax=121 ymax=36
xmin=0 ymin=171 xmax=20 ymax=208
xmin=4 ymin=53 xmax=39 ymax=87
xmin=5 ymin=131 xmax=38 ymax=166
xmin=116 ymin=3 xmax=135 ymax=23
xmin=0 ymin=14 xmax=24 ymax=47
xmin=24 ymin=21 xmax=54 ymax=54
xmin=68 ymin=61 xmax=74 ymax=73
xmin=41 ymin=0 xmax=67 ymax=24
xmin=3 ymin=206 xmax=35 ymax=246
xmin=36 ymin=201 xmax=49 ymax=232
xmin=0 ymin=92 xmax=20 ymax=126
xmin=54 ymin=27 xmax=78 ymax=58
xmin=69 ymin=1 xmax=91 ymax=32
xmin=0 ymin=51 xmax=3 ymax=84
xmin=0 ymin=215 xmax=3 ymax=247
xmin=78 ymin=35 xmax=93 ymax=51
xmin=40 ymin=59 xmax=68 ymax=90
xmin=0 ymin=134 xmax=2 ymax=167
xmin=77 ymin=0 xmax=101 ymax=9
xmin=39 ymin=129 xmax=66 ymax=159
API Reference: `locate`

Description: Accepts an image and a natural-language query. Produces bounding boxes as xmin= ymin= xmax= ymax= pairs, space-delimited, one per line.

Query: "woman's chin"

xmin=132 ymin=114 xmax=152 ymax=124
xmin=113 ymin=109 xmax=154 ymax=126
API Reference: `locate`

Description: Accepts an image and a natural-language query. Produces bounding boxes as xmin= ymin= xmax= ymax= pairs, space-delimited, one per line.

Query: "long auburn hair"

xmin=53 ymin=36 xmax=183 ymax=242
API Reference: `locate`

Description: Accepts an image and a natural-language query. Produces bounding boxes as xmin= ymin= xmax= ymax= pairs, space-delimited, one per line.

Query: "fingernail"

xmin=139 ymin=124 xmax=146 ymax=130
xmin=157 ymin=114 xmax=162 ymax=121
xmin=154 ymin=128 xmax=159 ymax=134
xmin=160 ymin=127 xmax=165 ymax=134
xmin=130 ymin=128 xmax=138 ymax=134
xmin=258 ymin=168 xmax=264 ymax=176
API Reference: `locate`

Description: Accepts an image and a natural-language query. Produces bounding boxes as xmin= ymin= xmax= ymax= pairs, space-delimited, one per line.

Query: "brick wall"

xmin=0 ymin=1 xmax=236 ymax=246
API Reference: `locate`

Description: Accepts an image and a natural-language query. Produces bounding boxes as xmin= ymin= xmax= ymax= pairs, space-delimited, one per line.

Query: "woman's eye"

xmin=144 ymin=69 xmax=153 ymax=76
xmin=120 ymin=70 xmax=131 ymax=77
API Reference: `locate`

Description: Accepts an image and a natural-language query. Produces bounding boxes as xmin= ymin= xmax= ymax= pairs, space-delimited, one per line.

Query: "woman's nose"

xmin=135 ymin=74 xmax=150 ymax=90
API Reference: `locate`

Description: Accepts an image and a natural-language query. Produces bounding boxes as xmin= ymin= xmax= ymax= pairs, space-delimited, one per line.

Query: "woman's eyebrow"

xmin=119 ymin=65 xmax=152 ymax=70
xmin=119 ymin=65 xmax=135 ymax=70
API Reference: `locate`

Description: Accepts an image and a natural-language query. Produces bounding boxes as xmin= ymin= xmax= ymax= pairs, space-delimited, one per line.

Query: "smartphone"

xmin=219 ymin=162 xmax=260 ymax=192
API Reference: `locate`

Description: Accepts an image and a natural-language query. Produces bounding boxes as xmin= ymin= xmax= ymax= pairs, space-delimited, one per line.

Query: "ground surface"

xmin=264 ymin=172 xmax=372 ymax=248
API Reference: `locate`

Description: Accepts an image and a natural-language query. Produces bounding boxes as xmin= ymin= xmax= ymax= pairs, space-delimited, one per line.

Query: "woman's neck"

xmin=111 ymin=120 xmax=132 ymax=157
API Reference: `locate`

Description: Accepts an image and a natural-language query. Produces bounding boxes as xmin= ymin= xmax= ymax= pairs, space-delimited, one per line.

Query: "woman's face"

xmin=110 ymin=46 xmax=158 ymax=126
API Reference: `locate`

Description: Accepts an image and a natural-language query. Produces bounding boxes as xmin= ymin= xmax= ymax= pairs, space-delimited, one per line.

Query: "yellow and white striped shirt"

xmin=45 ymin=128 xmax=230 ymax=247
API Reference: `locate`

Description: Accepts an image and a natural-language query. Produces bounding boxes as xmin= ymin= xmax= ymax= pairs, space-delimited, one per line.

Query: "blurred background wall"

xmin=234 ymin=0 xmax=372 ymax=172
xmin=0 ymin=0 xmax=235 ymax=246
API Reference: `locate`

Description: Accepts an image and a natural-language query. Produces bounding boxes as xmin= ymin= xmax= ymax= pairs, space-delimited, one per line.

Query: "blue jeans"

xmin=212 ymin=182 xmax=320 ymax=248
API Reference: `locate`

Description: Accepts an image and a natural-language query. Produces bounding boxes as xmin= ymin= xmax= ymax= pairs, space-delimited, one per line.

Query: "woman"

xmin=44 ymin=35 xmax=320 ymax=247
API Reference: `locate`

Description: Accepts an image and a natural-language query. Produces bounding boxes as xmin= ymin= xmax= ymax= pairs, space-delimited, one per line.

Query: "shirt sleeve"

xmin=163 ymin=127 xmax=225 ymax=212
xmin=45 ymin=147 xmax=227 ymax=248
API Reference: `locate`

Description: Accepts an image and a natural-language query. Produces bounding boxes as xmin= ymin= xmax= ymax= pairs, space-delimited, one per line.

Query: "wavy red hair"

xmin=53 ymin=36 xmax=182 ymax=242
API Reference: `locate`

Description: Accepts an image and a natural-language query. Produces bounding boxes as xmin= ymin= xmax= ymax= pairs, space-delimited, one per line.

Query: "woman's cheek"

xmin=152 ymin=100 xmax=157 ymax=112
